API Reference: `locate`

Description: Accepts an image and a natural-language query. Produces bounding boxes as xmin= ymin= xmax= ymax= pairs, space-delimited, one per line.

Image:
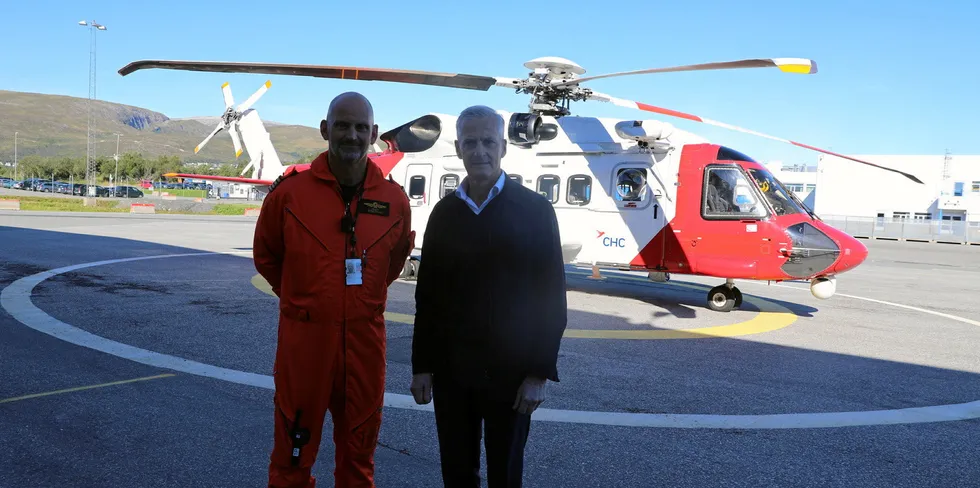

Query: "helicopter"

xmin=118 ymin=55 xmax=923 ymax=312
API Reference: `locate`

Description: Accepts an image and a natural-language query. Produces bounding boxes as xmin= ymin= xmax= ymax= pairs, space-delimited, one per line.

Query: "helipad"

xmin=5 ymin=251 xmax=980 ymax=430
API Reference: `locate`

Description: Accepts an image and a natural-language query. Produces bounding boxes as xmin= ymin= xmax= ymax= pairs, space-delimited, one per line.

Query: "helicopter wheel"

xmin=732 ymin=287 xmax=743 ymax=308
xmin=706 ymin=285 xmax=737 ymax=312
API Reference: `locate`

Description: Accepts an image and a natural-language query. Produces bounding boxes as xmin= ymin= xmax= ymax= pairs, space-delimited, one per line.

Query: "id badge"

xmin=345 ymin=258 xmax=363 ymax=286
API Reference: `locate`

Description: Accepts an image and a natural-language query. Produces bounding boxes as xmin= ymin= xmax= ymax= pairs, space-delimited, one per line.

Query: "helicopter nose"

xmin=833 ymin=236 xmax=868 ymax=274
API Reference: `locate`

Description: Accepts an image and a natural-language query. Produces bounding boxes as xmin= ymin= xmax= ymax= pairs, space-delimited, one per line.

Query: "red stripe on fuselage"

xmin=635 ymin=103 xmax=703 ymax=122
xmin=371 ymin=151 xmax=405 ymax=177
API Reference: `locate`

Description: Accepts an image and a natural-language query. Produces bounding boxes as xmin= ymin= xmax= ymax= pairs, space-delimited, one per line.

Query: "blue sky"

xmin=2 ymin=0 xmax=977 ymax=165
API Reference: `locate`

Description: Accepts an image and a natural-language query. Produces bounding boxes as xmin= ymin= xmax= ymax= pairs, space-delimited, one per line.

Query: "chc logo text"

xmin=602 ymin=236 xmax=627 ymax=247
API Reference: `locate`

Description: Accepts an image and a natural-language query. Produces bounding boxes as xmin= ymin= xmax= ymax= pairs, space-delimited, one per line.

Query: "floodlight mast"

xmin=78 ymin=20 xmax=106 ymax=196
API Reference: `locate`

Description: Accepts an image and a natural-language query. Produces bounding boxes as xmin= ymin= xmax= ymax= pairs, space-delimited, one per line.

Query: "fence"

xmin=821 ymin=215 xmax=980 ymax=245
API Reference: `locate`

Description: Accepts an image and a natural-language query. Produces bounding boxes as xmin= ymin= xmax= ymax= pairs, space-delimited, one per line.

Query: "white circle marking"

xmin=3 ymin=252 xmax=980 ymax=429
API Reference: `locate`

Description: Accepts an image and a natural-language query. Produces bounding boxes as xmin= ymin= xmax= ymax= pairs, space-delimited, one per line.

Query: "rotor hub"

xmin=523 ymin=56 xmax=586 ymax=79
xmin=515 ymin=57 xmax=593 ymax=116
xmin=221 ymin=107 xmax=239 ymax=127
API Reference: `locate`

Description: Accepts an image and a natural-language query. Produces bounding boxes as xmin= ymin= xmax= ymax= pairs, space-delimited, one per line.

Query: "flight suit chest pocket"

xmin=350 ymin=216 xmax=402 ymax=316
xmin=283 ymin=206 xmax=338 ymax=292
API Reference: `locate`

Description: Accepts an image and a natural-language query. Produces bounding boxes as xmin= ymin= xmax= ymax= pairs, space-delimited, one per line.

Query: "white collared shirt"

xmin=455 ymin=170 xmax=506 ymax=215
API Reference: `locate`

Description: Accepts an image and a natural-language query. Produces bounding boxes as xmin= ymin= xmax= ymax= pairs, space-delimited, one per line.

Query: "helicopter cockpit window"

xmin=566 ymin=175 xmax=592 ymax=206
xmin=408 ymin=175 xmax=426 ymax=200
xmin=716 ymin=146 xmax=757 ymax=163
xmin=702 ymin=166 xmax=767 ymax=220
xmin=615 ymin=168 xmax=647 ymax=202
xmin=440 ymin=174 xmax=459 ymax=199
xmin=537 ymin=175 xmax=560 ymax=203
xmin=746 ymin=168 xmax=805 ymax=217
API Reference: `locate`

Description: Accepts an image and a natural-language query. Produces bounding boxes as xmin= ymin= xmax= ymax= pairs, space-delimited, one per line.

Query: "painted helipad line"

xmin=252 ymin=273 xmax=799 ymax=340
xmin=5 ymin=252 xmax=980 ymax=429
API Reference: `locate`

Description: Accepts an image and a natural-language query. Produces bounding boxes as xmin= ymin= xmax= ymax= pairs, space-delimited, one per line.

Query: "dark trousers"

xmin=432 ymin=374 xmax=532 ymax=488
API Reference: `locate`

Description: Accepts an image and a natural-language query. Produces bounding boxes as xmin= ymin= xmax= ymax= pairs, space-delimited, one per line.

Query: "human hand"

xmin=410 ymin=373 xmax=433 ymax=405
xmin=513 ymin=376 xmax=547 ymax=415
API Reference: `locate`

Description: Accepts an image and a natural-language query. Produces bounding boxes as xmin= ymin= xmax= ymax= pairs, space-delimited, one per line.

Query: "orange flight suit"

xmin=253 ymin=151 xmax=415 ymax=488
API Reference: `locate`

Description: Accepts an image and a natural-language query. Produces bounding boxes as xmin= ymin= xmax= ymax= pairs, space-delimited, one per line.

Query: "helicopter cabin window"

xmin=408 ymin=175 xmax=426 ymax=200
xmin=566 ymin=175 xmax=592 ymax=206
xmin=537 ymin=175 xmax=560 ymax=203
xmin=702 ymin=166 xmax=768 ymax=220
xmin=440 ymin=174 xmax=459 ymax=199
xmin=615 ymin=168 xmax=647 ymax=203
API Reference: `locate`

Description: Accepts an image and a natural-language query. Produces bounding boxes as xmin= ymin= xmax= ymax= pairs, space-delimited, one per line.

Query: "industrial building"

xmin=768 ymin=153 xmax=980 ymax=244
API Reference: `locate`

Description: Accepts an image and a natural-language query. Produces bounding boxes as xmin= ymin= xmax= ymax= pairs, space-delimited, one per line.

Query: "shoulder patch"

xmin=268 ymin=170 xmax=297 ymax=193
xmin=387 ymin=174 xmax=406 ymax=194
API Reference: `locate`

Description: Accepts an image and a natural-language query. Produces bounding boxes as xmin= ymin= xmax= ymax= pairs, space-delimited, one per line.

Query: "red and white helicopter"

xmin=119 ymin=56 xmax=923 ymax=312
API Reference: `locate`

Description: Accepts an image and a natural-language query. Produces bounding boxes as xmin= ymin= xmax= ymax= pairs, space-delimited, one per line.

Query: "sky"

xmin=2 ymin=0 xmax=978 ymax=165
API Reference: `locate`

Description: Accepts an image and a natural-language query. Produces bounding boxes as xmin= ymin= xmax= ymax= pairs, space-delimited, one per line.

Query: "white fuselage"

xmin=384 ymin=110 xmax=711 ymax=268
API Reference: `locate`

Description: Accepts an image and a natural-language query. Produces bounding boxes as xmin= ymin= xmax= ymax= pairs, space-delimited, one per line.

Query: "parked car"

xmin=113 ymin=186 xmax=144 ymax=198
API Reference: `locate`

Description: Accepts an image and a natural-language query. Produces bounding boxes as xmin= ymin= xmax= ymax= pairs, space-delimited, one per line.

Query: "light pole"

xmin=78 ymin=20 xmax=106 ymax=197
xmin=113 ymin=133 xmax=120 ymax=193
xmin=13 ymin=131 xmax=17 ymax=182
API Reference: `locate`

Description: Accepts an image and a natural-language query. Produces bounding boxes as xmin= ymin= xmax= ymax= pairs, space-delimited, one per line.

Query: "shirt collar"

xmin=456 ymin=170 xmax=506 ymax=201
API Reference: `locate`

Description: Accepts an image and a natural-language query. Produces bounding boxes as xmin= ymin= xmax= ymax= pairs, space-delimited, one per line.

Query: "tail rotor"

xmin=193 ymin=80 xmax=271 ymax=159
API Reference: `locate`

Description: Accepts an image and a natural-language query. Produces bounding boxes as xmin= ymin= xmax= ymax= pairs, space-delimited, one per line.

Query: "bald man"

xmin=254 ymin=92 xmax=415 ymax=488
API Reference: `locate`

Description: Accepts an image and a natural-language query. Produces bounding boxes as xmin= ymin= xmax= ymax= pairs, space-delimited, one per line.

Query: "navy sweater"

xmin=411 ymin=176 xmax=568 ymax=385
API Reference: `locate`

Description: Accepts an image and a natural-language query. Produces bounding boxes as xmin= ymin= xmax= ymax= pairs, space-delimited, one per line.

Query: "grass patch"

xmin=1 ymin=196 xmax=126 ymax=212
xmin=1 ymin=196 xmax=263 ymax=216
xmin=212 ymin=203 xmax=261 ymax=215
xmin=157 ymin=189 xmax=208 ymax=198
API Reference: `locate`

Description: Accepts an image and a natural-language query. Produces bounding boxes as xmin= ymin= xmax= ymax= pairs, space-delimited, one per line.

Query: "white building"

xmin=770 ymin=153 xmax=980 ymax=243
xmin=213 ymin=182 xmax=262 ymax=201
xmin=764 ymin=161 xmax=818 ymax=205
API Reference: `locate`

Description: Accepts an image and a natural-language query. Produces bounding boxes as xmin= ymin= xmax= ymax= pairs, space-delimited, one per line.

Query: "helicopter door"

xmin=588 ymin=165 xmax=668 ymax=267
xmin=404 ymin=163 xmax=433 ymax=247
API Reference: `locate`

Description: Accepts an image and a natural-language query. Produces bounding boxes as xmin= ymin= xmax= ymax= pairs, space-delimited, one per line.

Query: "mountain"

xmin=0 ymin=90 xmax=327 ymax=164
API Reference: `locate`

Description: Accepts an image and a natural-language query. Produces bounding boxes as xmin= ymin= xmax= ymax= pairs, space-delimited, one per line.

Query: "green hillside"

xmin=0 ymin=89 xmax=327 ymax=164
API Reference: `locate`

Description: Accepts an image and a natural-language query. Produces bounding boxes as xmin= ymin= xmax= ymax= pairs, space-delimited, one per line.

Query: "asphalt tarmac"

xmin=2 ymin=211 xmax=979 ymax=487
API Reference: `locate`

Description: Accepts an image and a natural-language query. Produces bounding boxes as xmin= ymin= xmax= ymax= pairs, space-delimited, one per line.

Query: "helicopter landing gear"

xmin=706 ymin=279 xmax=742 ymax=312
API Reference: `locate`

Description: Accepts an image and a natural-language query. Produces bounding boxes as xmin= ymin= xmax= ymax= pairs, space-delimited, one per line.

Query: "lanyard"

xmin=341 ymin=185 xmax=365 ymax=259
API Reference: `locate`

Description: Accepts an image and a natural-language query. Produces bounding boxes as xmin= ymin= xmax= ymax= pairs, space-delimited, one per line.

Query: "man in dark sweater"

xmin=410 ymin=105 xmax=568 ymax=487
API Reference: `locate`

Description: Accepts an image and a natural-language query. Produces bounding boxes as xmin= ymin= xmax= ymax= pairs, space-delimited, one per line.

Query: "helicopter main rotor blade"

xmin=551 ymin=58 xmax=817 ymax=88
xmin=119 ymin=60 xmax=520 ymax=91
xmin=588 ymin=90 xmax=924 ymax=184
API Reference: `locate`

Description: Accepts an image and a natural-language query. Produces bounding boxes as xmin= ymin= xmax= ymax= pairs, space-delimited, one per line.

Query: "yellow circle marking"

xmin=251 ymin=273 xmax=415 ymax=324
xmin=251 ymin=272 xmax=797 ymax=339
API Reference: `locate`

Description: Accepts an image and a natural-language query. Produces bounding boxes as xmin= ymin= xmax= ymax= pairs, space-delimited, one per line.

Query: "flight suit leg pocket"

xmin=351 ymin=407 xmax=382 ymax=458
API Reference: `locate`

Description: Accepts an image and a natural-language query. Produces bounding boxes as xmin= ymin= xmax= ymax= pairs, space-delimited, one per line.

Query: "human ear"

xmin=454 ymin=140 xmax=462 ymax=159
